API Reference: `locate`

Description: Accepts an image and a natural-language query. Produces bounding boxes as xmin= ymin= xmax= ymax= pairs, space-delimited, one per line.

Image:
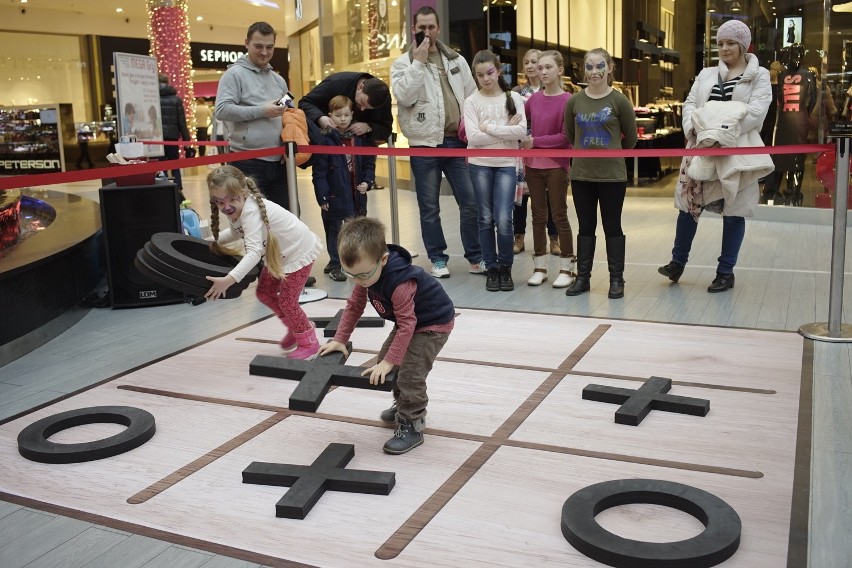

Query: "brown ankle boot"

xmin=513 ymin=234 xmax=525 ymax=254
xmin=549 ymin=235 xmax=561 ymax=256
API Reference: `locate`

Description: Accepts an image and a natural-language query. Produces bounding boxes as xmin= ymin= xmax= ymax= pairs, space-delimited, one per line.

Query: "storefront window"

xmin=0 ymin=32 xmax=90 ymax=123
xmin=320 ymin=0 xmax=408 ymax=85
xmin=705 ymin=0 xmax=850 ymax=208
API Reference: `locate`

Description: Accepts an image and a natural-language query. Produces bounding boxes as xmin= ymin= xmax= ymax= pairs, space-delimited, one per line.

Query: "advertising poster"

xmin=368 ymin=0 xmax=389 ymax=60
xmin=348 ymin=1 xmax=364 ymax=64
xmin=114 ymin=52 xmax=164 ymax=158
xmin=782 ymin=16 xmax=802 ymax=47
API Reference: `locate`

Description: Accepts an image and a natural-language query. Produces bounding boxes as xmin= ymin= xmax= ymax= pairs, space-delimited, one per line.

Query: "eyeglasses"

xmin=341 ymin=255 xmax=385 ymax=280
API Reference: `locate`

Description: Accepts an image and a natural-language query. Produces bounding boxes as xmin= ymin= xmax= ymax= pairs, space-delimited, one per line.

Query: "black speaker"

xmin=99 ymin=182 xmax=185 ymax=308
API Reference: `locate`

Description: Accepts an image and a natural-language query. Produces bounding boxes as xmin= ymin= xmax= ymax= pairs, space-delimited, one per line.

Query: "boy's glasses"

xmin=341 ymin=255 xmax=385 ymax=280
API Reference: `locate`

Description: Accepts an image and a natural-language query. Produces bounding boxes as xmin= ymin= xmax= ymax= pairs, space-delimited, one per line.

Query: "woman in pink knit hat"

xmin=657 ymin=19 xmax=773 ymax=293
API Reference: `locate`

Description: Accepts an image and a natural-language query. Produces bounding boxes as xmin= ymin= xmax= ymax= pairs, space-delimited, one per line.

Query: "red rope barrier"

xmin=0 ymin=142 xmax=835 ymax=192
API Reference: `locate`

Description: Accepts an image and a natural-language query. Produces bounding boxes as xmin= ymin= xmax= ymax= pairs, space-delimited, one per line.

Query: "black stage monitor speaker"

xmin=99 ymin=182 xmax=185 ymax=308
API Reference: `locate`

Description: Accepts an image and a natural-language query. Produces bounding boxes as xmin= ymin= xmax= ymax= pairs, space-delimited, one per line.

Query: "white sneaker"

xmin=431 ymin=260 xmax=450 ymax=278
xmin=469 ymin=261 xmax=486 ymax=274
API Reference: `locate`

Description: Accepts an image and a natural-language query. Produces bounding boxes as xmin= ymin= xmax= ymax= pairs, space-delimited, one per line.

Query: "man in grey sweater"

xmin=215 ymin=21 xmax=290 ymax=209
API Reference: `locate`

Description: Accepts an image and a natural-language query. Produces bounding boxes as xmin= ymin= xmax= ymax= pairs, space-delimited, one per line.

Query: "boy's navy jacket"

xmin=312 ymin=128 xmax=376 ymax=220
xmin=368 ymin=245 xmax=455 ymax=328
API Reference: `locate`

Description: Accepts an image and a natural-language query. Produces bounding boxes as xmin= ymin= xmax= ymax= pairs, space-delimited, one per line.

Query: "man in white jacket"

xmin=391 ymin=6 xmax=483 ymax=278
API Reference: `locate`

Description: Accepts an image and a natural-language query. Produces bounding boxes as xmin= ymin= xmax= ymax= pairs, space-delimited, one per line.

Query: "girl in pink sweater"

xmin=520 ymin=50 xmax=575 ymax=288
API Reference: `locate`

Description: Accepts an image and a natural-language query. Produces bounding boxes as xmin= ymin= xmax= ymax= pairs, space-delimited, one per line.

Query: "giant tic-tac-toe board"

xmin=0 ymin=299 xmax=808 ymax=567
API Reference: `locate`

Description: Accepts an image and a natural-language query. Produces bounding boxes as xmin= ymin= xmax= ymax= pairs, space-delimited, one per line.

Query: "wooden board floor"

xmin=0 ymin=300 xmax=806 ymax=567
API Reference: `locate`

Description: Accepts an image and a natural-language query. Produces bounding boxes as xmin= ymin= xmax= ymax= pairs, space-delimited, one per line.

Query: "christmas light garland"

xmin=146 ymin=0 xmax=196 ymax=142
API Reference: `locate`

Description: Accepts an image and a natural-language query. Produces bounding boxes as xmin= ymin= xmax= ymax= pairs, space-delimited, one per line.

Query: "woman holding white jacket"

xmin=658 ymin=19 xmax=773 ymax=293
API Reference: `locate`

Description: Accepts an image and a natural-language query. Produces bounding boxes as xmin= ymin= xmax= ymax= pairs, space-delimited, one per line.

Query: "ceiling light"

xmin=731 ymin=2 xmax=741 ymax=12
xmin=196 ymin=16 xmax=203 ymax=21
xmin=116 ymin=8 xmax=124 ymax=13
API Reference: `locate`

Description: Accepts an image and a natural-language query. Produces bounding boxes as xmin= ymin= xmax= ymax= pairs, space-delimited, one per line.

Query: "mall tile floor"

xmin=1 ymin=167 xmax=850 ymax=567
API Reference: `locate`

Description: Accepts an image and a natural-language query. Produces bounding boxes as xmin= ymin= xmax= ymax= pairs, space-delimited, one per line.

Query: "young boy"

xmin=312 ymin=95 xmax=376 ymax=282
xmin=317 ymin=217 xmax=454 ymax=455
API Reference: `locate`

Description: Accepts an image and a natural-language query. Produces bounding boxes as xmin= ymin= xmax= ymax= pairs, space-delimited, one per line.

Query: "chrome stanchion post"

xmin=285 ymin=141 xmax=300 ymax=217
xmin=387 ymin=133 xmax=400 ymax=244
xmin=800 ymin=123 xmax=852 ymax=341
xmin=286 ymin=139 xmax=327 ymax=303
xmin=386 ymin=133 xmax=418 ymax=256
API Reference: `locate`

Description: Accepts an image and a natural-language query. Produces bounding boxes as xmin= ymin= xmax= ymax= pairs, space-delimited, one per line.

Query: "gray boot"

xmin=383 ymin=418 xmax=424 ymax=455
xmin=379 ymin=403 xmax=397 ymax=422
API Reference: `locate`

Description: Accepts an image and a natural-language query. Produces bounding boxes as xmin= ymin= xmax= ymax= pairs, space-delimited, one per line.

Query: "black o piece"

xmin=138 ymin=244 xmax=250 ymax=297
xmin=582 ymin=376 xmax=709 ymax=426
xmin=147 ymin=232 xmax=260 ymax=283
xmin=242 ymin=442 xmax=395 ymax=519
xmin=142 ymin=242 xmax=220 ymax=289
xmin=561 ymin=478 xmax=741 ymax=568
xmin=249 ymin=343 xmax=395 ymax=412
xmin=17 ymin=406 xmax=156 ymax=464
xmin=134 ymin=252 xmax=211 ymax=298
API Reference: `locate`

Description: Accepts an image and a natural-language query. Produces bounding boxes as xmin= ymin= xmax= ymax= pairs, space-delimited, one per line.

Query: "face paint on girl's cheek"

xmin=585 ymin=60 xmax=608 ymax=79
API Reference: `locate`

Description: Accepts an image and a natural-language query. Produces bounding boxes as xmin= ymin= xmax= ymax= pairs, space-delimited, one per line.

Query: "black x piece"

xmin=311 ymin=309 xmax=385 ymax=338
xmin=582 ymin=376 xmax=710 ymax=426
xmin=242 ymin=443 xmax=396 ymax=519
xmin=249 ymin=345 xmax=395 ymax=412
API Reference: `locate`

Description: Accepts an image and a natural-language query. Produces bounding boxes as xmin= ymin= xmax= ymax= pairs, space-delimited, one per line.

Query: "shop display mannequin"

xmin=762 ymin=46 xmax=816 ymax=205
xmin=760 ymin=61 xmax=784 ymax=146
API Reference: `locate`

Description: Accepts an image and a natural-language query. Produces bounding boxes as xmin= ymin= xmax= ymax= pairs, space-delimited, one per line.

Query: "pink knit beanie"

xmin=716 ymin=20 xmax=751 ymax=49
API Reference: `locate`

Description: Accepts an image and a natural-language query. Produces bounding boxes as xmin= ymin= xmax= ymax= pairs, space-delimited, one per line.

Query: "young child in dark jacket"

xmin=312 ymin=95 xmax=377 ymax=282
xmin=317 ymin=217 xmax=455 ymax=455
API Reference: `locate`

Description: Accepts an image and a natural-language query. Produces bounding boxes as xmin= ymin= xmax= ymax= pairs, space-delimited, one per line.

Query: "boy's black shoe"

xmin=383 ymin=419 xmax=423 ymax=455
xmin=328 ymin=266 xmax=346 ymax=282
xmin=379 ymin=404 xmax=397 ymax=422
xmin=486 ymin=267 xmax=501 ymax=292
xmin=323 ymin=262 xmax=334 ymax=274
xmin=499 ymin=264 xmax=514 ymax=291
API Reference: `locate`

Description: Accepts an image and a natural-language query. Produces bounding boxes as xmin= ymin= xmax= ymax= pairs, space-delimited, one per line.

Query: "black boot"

xmin=606 ymin=235 xmax=626 ymax=299
xmin=486 ymin=266 xmax=501 ymax=292
xmin=499 ymin=264 xmax=514 ymax=291
xmin=565 ymin=235 xmax=595 ymax=296
xmin=383 ymin=418 xmax=424 ymax=455
xmin=708 ymin=272 xmax=735 ymax=293
xmin=658 ymin=261 xmax=685 ymax=283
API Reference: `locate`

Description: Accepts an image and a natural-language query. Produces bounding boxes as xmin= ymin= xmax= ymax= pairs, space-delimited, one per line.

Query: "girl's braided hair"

xmin=207 ymin=165 xmax=284 ymax=278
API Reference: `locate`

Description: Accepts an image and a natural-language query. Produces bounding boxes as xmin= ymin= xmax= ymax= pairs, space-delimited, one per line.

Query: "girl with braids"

xmin=205 ymin=165 xmax=324 ymax=359
xmin=463 ymin=49 xmax=527 ymax=293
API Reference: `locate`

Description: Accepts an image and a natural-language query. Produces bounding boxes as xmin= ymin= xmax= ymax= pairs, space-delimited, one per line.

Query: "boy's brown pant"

xmin=377 ymin=328 xmax=450 ymax=432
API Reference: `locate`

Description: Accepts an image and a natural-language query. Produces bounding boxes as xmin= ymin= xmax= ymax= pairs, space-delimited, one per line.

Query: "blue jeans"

xmin=672 ymin=210 xmax=745 ymax=274
xmin=230 ymin=158 xmax=289 ymax=211
xmin=469 ymin=164 xmax=516 ymax=268
xmin=409 ymin=137 xmax=481 ymax=264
